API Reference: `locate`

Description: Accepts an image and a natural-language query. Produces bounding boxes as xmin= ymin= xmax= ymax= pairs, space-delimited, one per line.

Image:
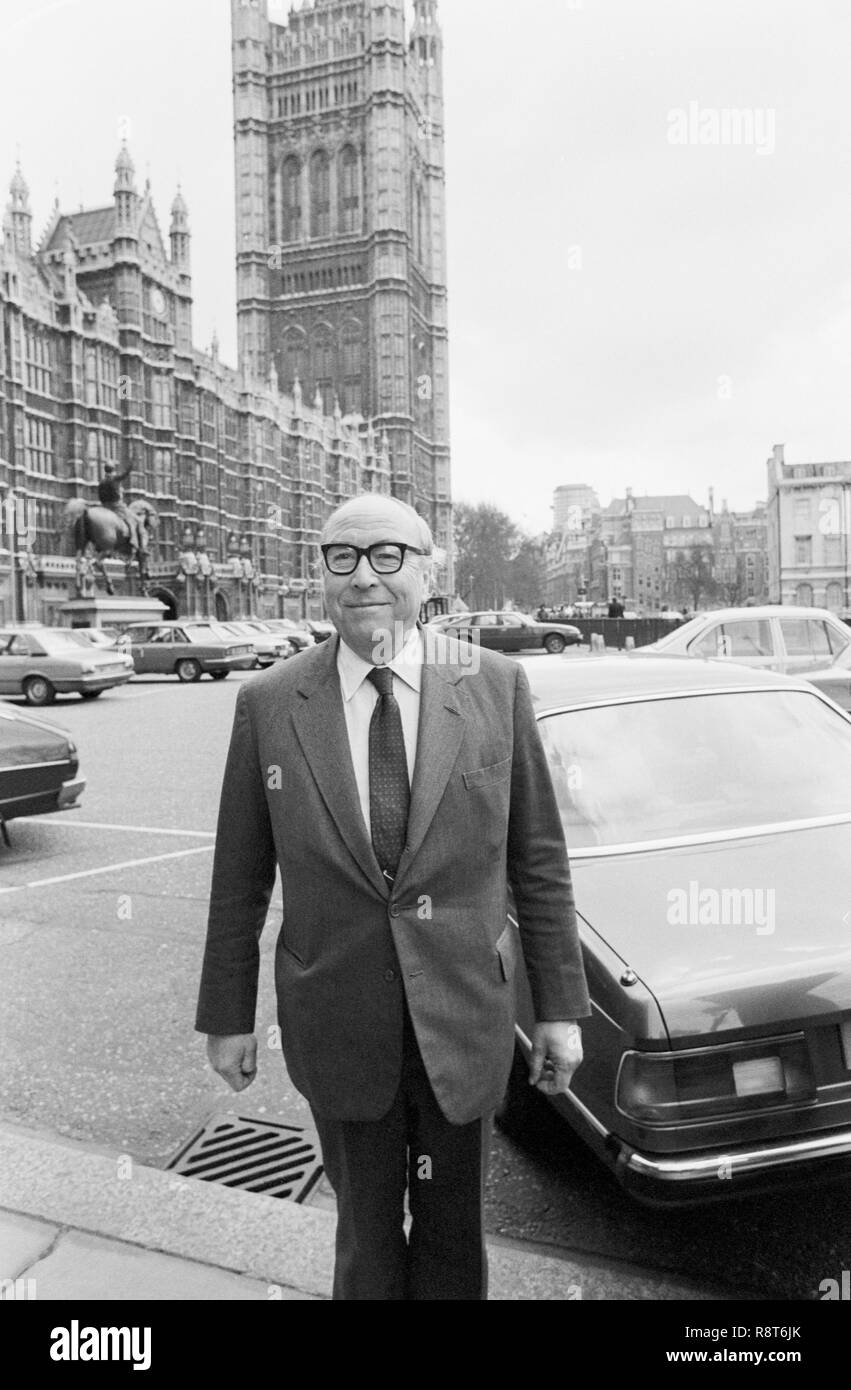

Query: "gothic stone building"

xmin=232 ymin=0 xmax=452 ymax=586
xmin=0 ymin=151 xmax=392 ymax=626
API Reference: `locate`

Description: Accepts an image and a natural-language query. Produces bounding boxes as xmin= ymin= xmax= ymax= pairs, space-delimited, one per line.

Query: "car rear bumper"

xmin=55 ymin=673 xmax=133 ymax=693
xmin=1 ymin=772 xmax=86 ymax=821
xmin=56 ymin=775 xmax=86 ymax=809
xmin=610 ymin=1126 xmax=851 ymax=1205
xmin=204 ymin=656 xmax=256 ymax=672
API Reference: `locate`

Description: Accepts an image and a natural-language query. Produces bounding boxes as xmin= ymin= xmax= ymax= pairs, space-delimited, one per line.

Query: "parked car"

xmin=304 ymin=620 xmax=335 ymax=644
xmin=425 ymin=613 xmax=466 ymax=632
xmin=0 ymin=626 xmax=134 ymax=705
xmin=806 ymin=643 xmax=851 ymax=713
xmin=214 ymin=621 xmax=294 ymax=668
xmin=118 ymin=621 xmax=256 ymax=682
xmin=255 ymin=618 xmax=315 ymax=653
xmin=69 ymin=627 xmax=121 ymax=650
xmin=646 ymin=605 xmax=850 ymax=674
xmin=443 ymin=610 xmax=582 ymax=654
xmin=0 ymin=701 xmax=85 ymax=839
xmin=498 ymin=653 xmax=851 ymax=1203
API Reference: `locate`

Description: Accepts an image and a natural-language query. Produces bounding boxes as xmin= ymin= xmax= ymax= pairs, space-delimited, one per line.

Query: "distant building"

xmin=544 ymin=484 xmax=600 ymax=604
xmin=602 ymin=491 xmax=711 ymax=609
xmin=0 ymin=152 xmax=389 ymax=626
xmin=766 ymin=443 xmax=851 ymax=611
xmin=543 ymin=484 xmax=767 ymax=612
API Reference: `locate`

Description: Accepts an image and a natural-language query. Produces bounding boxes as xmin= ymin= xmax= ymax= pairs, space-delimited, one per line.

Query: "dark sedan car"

xmin=442 ymin=610 xmax=582 ymax=654
xmin=498 ymin=654 xmax=851 ymax=1204
xmin=0 ymin=702 xmax=85 ymax=841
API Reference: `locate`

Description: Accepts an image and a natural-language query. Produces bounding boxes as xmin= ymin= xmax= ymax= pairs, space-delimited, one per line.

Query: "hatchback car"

xmin=0 ymin=701 xmax=85 ymax=840
xmin=498 ymin=654 xmax=851 ymax=1203
xmin=444 ymin=610 xmax=583 ymax=654
xmin=119 ymin=622 xmax=256 ymax=682
xmin=0 ymin=627 xmax=134 ymax=705
xmin=646 ymin=605 xmax=850 ymax=674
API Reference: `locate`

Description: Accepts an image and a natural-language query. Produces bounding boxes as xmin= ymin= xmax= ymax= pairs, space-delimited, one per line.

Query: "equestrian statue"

xmin=66 ymin=464 xmax=157 ymax=595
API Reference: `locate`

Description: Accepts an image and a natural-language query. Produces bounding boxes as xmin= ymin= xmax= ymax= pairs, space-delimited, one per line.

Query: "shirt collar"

xmin=337 ymin=626 xmax=424 ymax=702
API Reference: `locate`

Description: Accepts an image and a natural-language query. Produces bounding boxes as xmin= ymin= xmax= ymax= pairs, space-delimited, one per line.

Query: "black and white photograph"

xmin=1 ymin=0 xmax=851 ymax=1346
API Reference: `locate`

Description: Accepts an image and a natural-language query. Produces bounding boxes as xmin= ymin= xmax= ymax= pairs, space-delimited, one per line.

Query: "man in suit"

xmin=196 ymin=495 xmax=591 ymax=1301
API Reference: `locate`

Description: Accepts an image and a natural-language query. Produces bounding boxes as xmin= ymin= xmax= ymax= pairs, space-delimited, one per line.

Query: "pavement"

xmin=0 ymin=1120 xmax=741 ymax=1301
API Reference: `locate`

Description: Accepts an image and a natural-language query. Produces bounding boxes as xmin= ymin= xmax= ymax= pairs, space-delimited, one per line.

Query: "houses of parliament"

xmin=0 ymin=0 xmax=452 ymax=624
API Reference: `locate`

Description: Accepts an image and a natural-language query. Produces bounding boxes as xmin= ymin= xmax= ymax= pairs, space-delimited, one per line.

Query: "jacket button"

xmin=389 ymin=905 xmax=400 ymax=918
xmin=384 ymin=969 xmax=396 ymax=983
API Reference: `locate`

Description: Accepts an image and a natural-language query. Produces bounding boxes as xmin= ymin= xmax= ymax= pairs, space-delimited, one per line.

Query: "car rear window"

xmin=780 ymin=618 xmax=832 ymax=659
xmin=28 ymin=631 xmax=95 ymax=656
xmin=539 ymin=689 xmax=851 ymax=850
xmin=689 ymin=620 xmax=773 ymax=660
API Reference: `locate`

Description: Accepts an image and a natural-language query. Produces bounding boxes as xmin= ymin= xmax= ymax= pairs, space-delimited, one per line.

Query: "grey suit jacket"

xmin=195 ymin=630 xmax=591 ymax=1123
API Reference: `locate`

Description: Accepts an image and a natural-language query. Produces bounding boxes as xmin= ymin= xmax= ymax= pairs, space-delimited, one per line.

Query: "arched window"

xmin=339 ymin=145 xmax=360 ymax=233
xmin=310 ymin=150 xmax=331 ymax=238
xmin=825 ymin=581 xmax=843 ymax=612
xmin=281 ymin=156 xmax=301 ymax=242
xmin=795 ymin=582 xmax=814 ymax=607
xmin=283 ymin=326 xmax=308 ymax=390
xmin=311 ymin=324 xmax=335 ymax=411
xmin=340 ymin=318 xmax=363 ymax=415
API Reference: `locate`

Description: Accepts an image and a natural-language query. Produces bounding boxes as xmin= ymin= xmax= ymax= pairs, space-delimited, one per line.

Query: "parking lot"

xmin=2 ymin=666 xmax=851 ymax=1299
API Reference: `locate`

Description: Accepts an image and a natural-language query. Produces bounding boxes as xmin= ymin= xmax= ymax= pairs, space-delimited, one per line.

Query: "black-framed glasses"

xmin=321 ymin=542 xmax=430 ymax=576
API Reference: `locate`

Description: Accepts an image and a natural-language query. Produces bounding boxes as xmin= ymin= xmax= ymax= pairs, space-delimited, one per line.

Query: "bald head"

xmin=321 ymin=495 xmax=433 ymax=553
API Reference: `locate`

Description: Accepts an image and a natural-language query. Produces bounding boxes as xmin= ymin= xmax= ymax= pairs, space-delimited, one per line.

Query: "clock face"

xmin=151 ymin=288 xmax=166 ymax=317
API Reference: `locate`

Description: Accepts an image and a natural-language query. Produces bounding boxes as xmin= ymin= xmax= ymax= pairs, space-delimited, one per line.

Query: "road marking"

xmin=0 ymin=844 xmax=215 ymax=895
xmin=24 ymin=819 xmax=215 ymax=838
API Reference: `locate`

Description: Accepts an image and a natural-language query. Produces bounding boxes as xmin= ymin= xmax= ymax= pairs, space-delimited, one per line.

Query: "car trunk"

xmin=571 ymin=820 xmax=851 ymax=1040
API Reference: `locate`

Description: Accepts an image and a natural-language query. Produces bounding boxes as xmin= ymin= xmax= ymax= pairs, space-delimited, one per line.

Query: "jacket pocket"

xmin=463 ymin=756 xmax=512 ymax=790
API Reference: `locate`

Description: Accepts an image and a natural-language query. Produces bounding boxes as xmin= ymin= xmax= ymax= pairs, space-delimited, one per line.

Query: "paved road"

xmin=0 ymin=664 xmax=847 ymax=1300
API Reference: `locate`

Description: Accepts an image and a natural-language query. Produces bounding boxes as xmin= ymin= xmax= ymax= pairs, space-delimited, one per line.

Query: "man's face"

xmin=322 ymin=500 xmax=429 ymax=662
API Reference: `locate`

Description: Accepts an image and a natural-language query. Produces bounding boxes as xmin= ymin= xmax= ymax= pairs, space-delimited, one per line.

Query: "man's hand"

xmin=528 ymin=1021 xmax=583 ymax=1095
xmin=206 ymin=1034 xmax=258 ymax=1092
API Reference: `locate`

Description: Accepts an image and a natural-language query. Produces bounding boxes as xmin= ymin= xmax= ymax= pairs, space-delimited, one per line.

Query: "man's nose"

xmin=350 ymin=555 xmax=379 ymax=586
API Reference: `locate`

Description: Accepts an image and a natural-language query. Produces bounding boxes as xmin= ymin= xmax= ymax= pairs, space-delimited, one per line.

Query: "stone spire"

xmin=170 ymin=185 xmax=190 ymax=267
xmin=7 ymin=163 xmax=32 ymax=257
xmin=113 ymin=141 xmax=138 ymax=232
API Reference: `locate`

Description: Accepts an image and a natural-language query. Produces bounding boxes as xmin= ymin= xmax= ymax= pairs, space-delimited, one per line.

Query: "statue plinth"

xmin=59 ymin=595 xmax=167 ymax=628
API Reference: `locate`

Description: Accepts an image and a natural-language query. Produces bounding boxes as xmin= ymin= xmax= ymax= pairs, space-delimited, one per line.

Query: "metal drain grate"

xmin=167 ymin=1116 xmax=324 ymax=1201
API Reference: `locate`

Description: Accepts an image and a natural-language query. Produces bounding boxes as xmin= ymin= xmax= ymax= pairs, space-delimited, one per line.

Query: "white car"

xmin=646 ymin=605 xmax=850 ymax=676
xmin=69 ymin=627 xmax=120 ymax=650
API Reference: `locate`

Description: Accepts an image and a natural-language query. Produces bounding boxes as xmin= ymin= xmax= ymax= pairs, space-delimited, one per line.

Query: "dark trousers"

xmin=311 ymin=1001 xmax=492 ymax=1301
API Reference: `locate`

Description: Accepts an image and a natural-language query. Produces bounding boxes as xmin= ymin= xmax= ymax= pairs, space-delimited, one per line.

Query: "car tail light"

xmin=617 ymin=1035 xmax=816 ymax=1123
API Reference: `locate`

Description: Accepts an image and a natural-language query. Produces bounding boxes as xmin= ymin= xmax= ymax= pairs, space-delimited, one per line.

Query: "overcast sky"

xmin=2 ymin=0 xmax=850 ymax=532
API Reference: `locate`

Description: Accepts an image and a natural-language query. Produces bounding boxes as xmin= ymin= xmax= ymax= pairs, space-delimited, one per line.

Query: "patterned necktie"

xmin=367 ymin=666 xmax=410 ymax=880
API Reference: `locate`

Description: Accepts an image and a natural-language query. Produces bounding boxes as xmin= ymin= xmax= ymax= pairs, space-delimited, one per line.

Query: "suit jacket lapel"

xmin=291 ymin=637 xmax=388 ymax=900
xmin=394 ymin=635 xmax=465 ymax=890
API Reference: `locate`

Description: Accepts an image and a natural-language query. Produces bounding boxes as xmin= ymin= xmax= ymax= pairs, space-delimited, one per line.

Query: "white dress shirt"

xmin=337 ymin=627 xmax=423 ymax=835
